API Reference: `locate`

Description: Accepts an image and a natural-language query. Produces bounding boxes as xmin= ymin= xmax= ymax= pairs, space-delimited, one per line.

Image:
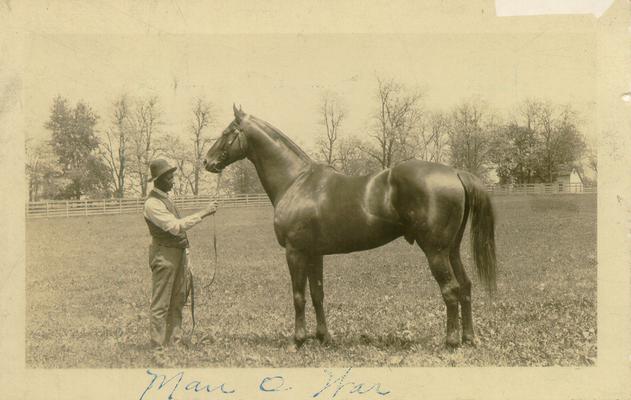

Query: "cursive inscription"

xmin=139 ymin=369 xmax=236 ymax=400
xmin=139 ymin=368 xmax=391 ymax=399
xmin=313 ymin=368 xmax=391 ymax=398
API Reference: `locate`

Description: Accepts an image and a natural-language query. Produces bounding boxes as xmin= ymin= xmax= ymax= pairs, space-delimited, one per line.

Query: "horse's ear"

xmin=233 ymin=103 xmax=242 ymax=122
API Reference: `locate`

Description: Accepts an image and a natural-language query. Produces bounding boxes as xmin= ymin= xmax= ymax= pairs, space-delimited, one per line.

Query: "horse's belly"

xmin=276 ymin=211 xmax=402 ymax=254
xmin=315 ymin=215 xmax=404 ymax=254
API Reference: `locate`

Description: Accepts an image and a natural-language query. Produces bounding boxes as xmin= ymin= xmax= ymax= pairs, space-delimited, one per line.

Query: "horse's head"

xmin=204 ymin=104 xmax=249 ymax=173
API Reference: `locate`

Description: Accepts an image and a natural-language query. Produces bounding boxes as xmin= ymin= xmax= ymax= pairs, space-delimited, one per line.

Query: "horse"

xmin=204 ymin=104 xmax=497 ymax=349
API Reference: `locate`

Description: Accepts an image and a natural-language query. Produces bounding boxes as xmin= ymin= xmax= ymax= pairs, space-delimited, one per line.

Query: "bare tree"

xmin=128 ymin=96 xmax=161 ymax=197
xmin=337 ymin=135 xmax=374 ymax=175
xmin=100 ymin=94 xmax=130 ymax=197
xmin=363 ymin=77 xmax=424 ymax=169
xmin=424 ymin=111 xmax=450 ymax=163
xmin=316 ymin=92 xmax=345 ymax=166
xmin=447 ymin=98 xmax=497 ymax=178
xmin=189 ymin=97 xmax=214 ymax=195
xmin=156 ymin=134 xmax=195 ymax=196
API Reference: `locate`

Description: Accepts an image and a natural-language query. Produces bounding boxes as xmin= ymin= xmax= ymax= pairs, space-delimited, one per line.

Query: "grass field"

xmin=26 ymin=194 xmax=597 ymax=368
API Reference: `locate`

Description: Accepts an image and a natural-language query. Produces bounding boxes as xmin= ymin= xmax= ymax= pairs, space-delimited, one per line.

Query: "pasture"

xmin=26 ymin=194 xmax=597 ymax=368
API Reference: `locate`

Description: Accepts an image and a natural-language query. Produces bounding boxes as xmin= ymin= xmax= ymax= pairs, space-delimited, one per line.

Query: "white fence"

xmin=27 ymin=193 xmax=270 ymax=219
xmin=26 ymin=183 xmax=595 ymax=219
xmin=486 ymin=183 xmax=595 ymax=195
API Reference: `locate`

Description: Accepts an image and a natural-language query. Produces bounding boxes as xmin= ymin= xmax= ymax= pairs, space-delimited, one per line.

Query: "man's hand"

xmin=203 ymin=200 xmax=218 ymax=217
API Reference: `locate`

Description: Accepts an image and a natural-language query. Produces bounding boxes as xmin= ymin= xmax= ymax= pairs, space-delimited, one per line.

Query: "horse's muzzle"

xmin=204 ymin=159 xmax=223 ymax=173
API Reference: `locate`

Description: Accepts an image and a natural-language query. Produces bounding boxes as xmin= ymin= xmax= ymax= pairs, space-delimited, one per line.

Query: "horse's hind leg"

xmin=425 ymin=249 xmax=461 ymax=347
xmin=307 ymin=255 xmax=331 ymax=345
xmin=286 ymin=246 xmax=308 ymax=349
xmin=450 ymin=247 xmax=475 ymax=345
xmin=450 ymin=187 xmax=475 ymax=345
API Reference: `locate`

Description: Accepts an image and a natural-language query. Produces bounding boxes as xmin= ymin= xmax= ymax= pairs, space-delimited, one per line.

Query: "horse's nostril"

xmin=203 ymin=159 xmax=207 ymax=166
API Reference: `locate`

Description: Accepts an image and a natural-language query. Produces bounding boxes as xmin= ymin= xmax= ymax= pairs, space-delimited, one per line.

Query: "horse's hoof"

xmin=462 ymin=334 xmax=478 ymax=347
xmin=288 ymin=336 xmax=305 ymax=352
xmin=317 ymin=332 xmax=332 ymax=346
xmin=446 ymin=335 xmax=460 ymax=348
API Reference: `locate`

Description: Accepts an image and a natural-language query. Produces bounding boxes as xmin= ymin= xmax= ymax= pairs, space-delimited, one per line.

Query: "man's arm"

xmin=144 ymin=198 xmax=217 ymax=235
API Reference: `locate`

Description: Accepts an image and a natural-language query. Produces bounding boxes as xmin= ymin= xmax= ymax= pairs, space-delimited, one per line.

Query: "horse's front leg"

xmin=307 ymin=254 xmax=331 ymax=345
xmin=285 ymin=245 xmax=308 ymax=349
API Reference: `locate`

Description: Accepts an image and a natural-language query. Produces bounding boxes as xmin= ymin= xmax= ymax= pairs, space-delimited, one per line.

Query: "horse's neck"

xmin=245 ymin=123 xmax=311 ymax=205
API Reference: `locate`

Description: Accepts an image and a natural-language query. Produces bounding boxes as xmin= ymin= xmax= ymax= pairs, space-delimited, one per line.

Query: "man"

xmin=143 ymin=159 xmax=217 ymax=350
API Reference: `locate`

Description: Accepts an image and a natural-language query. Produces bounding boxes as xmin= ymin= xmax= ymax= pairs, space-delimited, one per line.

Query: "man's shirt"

xmin=143 ymin=188 xmax=203 ymax=235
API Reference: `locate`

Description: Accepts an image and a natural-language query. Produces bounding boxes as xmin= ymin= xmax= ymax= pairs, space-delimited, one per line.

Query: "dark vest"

xmin=144 ymin=190 xmax=190 ymax=248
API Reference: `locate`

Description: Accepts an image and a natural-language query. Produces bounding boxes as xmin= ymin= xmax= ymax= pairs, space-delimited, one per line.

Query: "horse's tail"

xmin=457 ymin=170 xmax=497 ymax=295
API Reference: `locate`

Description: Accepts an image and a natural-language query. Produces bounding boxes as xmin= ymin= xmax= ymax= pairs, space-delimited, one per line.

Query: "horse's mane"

xmin=249 ymin=116 xmax=313 ymax=163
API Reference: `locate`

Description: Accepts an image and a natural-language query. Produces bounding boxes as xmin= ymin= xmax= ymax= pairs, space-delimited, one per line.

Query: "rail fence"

xmin=27 ymin=183 xmax=595 ymax=219
xmin=486 ymin=182 xmax=595 ymax=195
xmin=27 ymin=193 xmax=270 ymax=219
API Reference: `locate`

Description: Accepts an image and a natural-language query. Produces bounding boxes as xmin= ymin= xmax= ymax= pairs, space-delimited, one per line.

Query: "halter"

xmin=216 ymin=125 xmax=247 ymax=169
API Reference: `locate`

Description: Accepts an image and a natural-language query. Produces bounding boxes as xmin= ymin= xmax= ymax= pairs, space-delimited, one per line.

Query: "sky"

xmin=23 ymin=21 xmax=599 ymax=152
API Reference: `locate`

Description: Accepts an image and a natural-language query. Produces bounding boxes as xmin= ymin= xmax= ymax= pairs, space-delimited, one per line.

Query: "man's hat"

xmin=148 ymin=159 xmax=177 ymax=182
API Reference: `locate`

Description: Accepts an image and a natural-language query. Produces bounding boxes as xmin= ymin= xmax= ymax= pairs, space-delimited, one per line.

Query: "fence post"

xmin=46 ymin=202 xmax=49 ymax=217
xmin=119 ymin=198 xmax=122 ymax=214
xmin=84 ymin=200 xmax=88 ymax=216
xmin=136 ymin=198 xmax=140 ymax=212
xmin=66 ymin=201 xmax=69 ymax=217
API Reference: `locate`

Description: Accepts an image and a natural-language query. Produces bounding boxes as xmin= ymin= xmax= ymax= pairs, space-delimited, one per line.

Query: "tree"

xmin=489 ymin=100 xmax=587 ymax=184
xmin=511 ymin=99 xmax=586 ymax=183
xmin=586 ymin=142 xmax=597 ymax=174
xmin=316 ymin=92 xmax=345 ymax=166
xmin=447 ymin=98 xmax=497 ymax=178
xmin=222 ymin=160 xmax=264 ymax=195
xmin=336 ymin=136 xmax=375 ymax=176
xmin=156 ymin=134 xmax=195 ymax=196
xmin=363 ymin=78 xmax=424 ymax=169
xmin=189 ymin=98 xmax=214 ymax=195
xmin=489 ymin=123 xmax=538 ymax=184
xmin=82 ymin=155 xmax=114 ymax=198
xmin=424 ymin=111 xmax=450 ymax=164
xmin=101 ymin=94 xmax=130 ymax=197
xmin=535 ymin=104 xmax=585 ymax=182
xmin=25 ymin=138 xmax=63 ymax=201
xmin=128 ymin=96 xmax=161 ymax=197
xmin=45 ymin=96 xmax=109 ymax=198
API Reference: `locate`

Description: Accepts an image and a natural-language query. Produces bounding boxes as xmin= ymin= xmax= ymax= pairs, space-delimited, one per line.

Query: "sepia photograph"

xmin=2 ymin=0 xmax=630 ymax=399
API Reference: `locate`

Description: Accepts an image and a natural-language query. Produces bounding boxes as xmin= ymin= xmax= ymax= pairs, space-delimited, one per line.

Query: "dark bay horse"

xmin=204 ymin=105 xmax=497 ymax=349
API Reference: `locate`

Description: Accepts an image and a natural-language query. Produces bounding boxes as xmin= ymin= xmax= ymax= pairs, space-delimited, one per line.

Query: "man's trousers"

xmin=148 ymin=242 xmax=189 ymax=348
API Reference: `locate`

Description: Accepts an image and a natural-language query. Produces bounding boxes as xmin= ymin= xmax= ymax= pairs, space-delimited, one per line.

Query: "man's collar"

xmin=152 ymin=188 xmax=170 ymax=198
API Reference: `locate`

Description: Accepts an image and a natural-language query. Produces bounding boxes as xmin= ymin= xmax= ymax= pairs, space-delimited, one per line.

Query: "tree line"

xmin=314 ymin=78 xmax=593 ymax=185
xmin=26 ymin=78 xmax=594 ymax=201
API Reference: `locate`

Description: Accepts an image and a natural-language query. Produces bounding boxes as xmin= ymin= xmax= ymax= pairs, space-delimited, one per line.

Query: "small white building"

xmin=555 ymin=167 xmax=584 ymax=192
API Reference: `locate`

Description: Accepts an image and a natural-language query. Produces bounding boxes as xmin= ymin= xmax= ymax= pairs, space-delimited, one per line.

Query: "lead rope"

xmin=205 ymin=172 xmax=222 ymax=290
xmin=187 ymin=172 xmax=222 ymax=340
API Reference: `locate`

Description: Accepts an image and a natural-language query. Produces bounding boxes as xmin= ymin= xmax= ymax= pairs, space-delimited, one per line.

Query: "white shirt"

xmin=143 ymin=188 xmax=203 ymax=235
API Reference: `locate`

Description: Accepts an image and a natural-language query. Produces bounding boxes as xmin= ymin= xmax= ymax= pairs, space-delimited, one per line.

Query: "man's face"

xmin=158 ymin=170 xmax=175 ymax=193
